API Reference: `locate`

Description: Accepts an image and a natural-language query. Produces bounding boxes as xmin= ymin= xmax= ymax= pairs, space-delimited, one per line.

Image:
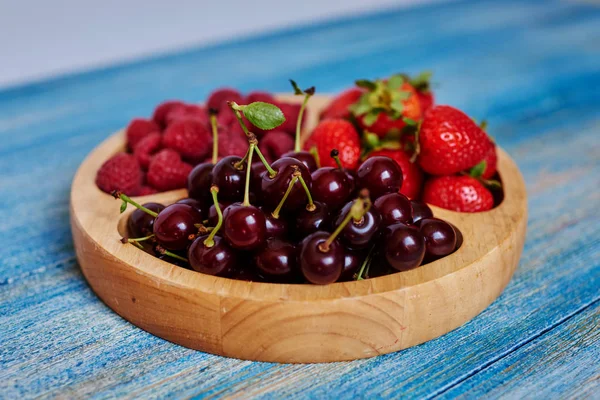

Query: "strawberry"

xmin=304 ymin=119 xmax=360 ymax=170
xmin=162 ymin=119 xmax=212 ymax=164
xmin=95 ymin=153 xmax=142 ymax=196
xmin=367 ymin=149 xmax=424 ymax=199
xmin=152 ymin=100 xmax=186 ymax=129
xmin=423 ymin=175 xmax=494 ymax=212
xmin=478 ymin=144 xmax=497 ymax=179
xmin=125 ymin=118 xmax=160 ymax=150
xmin=405 ymin=72 xmax=434 ymax=114
xmin=320 ymin=88 xmax=363 ymax=121
xmin=351 ymin=74 xmax=422 ymax=138
xmin=417 ymin=105 xmax=494 ymax=175
xmin=147 ymin=149 xmax=193 ymax=191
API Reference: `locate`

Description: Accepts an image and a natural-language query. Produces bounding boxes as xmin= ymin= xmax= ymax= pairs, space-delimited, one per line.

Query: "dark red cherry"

xmin=282 ymin=150 xmax=318 ymax=172
xmin=255 ymin=238 xmax=298 ymax=281
xmin=153 ymin=203 xmax=203 ymax=250
xmin=229 ymin=266 xmax=262 ymax=282
xmin=128 ymin=202 xmax=165 ymax=237
xmin=211 ymin=156 xmax=246 ymax=201
xmin=176 ymin=198 xmax=206 ymax=218
xmin=450 ymin=222 xmax=463 ymax=250
xmin=356 ymin=156 xmax=403 ymax=199
xmin=250 ymin=160 xmax=267 ymax=196
xmin=187 ymin=162 xmax=213 ymax=202
xmin=188 ymin=235 xmax=237 ymax=276
xmin=335 ymin=201 xmax=381 ymax=249
xmin=294 ymin=201 xmax=329 ymax=238
xmin=311 ymin=167 xmax=352 ymax=210
xmin=207 ymin=201 xmax=232 ymax=226
xmin=411 ymin=200 xmax=433 ymax=224
xmin=339 ymin=249 xmax=364 ymax=281
xmin=259 ymin=206 xmax=288 ymax=239
xmin=222 ymin=203 xmax=266 ymax=250
xmin=381 ymin=223 xmax=426 ymax=271
xmin=418 ymin=218 xmax=457 ymax=257
xmin=374 ymin=193 xmax=413 ymax=227
xmin=299 ymin=231 xmax=343 ymax=285
xmin=260 ymin=157 xmax=312 ymax=211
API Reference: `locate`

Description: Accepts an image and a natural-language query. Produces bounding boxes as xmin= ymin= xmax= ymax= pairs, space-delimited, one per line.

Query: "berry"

xmin=176 ymin=198 xmax=206 ymax=217
xmin=299 ymin=231 xmax=343 ymax=285
xmin=367 ymin=149 xmax=423 ymax=199
xmin=153 ymin=203 xmax=203 ymax=250
xmin=381 ymin=223 xmax=426 ymax=271
xmin=133 ymin=132 xmax=162 ymax=170
xmin=255 ymin=238 xmax=298 ymax=281
xmin=162 ymin=119 xmax=212 ymax=163
xmin=96 ymin=152 xmax=142 ymax=196
xmin=320 ymin=88 xmax=363 ymax=121
xmin=410 ymin=200 xmax=433 ymax=224
xmin=137 ymin=186 xmax=158 ymax=196
xmin=278 ymin=102 xmax=302 ymax=135
xmin=147 ymin=149 xmax=193 ymax=192
xmin=207 ymin=88 xmax=244 ymax=111
xmin=126 ymin=118 xmax=160 ymax=150
xmin=374 ymin=192 xmax=413 ymax=227
xmin=417 ymin=91 xmax=434 ymax=114
xmin=128 ymin=202 xmax=165 ymax=237
xmin=187 ymin=162 xmax=214 ymax=203
xmin=294 ymin=201 xmax=330 ymax=238
xmin=304 ymin=119 xmax=360 ymax=170
xmin=260 ymin=206 xmax=288 ymax=239
xmin=418 ymin=218 xmax=457 ymax=257
xmin=259 ymin=130 xmax=295 ymax=162
xmin=311 ymin=167 xmax=352 ymax=210
xmin=188 ymin=235 xmax=237 ymax=277
xmin=282 ymin=150 xmax=318 ymax=172
xmin=152 ymin=100 xmax=186 ymax=128
xmin=211 ymin=156 xmax=246 ymax=201
xmin=418 ymin=105 xmax=494 ymax=175
xmin=339 ymin=249 xmax=364 ymax=281
xmin=406 ymin=72 xmax=435 ymax=114
xmin=356 ymin=156 xmax=403 ymax=199
xmin=165 ymin=104 xmax=209 ymax=127
xmin=422 ymin=175 xmax=494 ymax=212
xmin=335 ymin=201 xmax=381 ymax=249
xmin=260 ymin=157 xmax=312 ymax=212
xmin=222 ymin=203 xmax=267 ymax=250
xmin=246 ymin=91 xmax=276 ymax=103
xmin=218 ymin=124 xmax=248 ymax=157
xmin=479 ymin=145 xmax=498 ymax=179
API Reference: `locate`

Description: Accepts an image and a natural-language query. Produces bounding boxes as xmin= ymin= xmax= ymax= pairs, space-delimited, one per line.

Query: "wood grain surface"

xmin=1 ymin=0 xmax=599 ymax=397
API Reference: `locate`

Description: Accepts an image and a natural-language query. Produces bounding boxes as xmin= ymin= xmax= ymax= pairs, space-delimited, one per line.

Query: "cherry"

xmin=188 ymin=235 xmax=236 ymax=276
xmin=299 ymin=231 xmax=343 ymax=285
xmin=128 ymin=202 xmax=165 ymax=237
xmin=187 ymin=162 xmax=213 ymax=202
xmin=335 ymin=200 xmax=381 ymax=250
xmin=282 ymin=150 xmax=318 ymax=172
xmin=374 ymin=193 xmax=413 ymax=227
xmin=208 ymin=201 xmax=231 ymax=226
xmin=230 ymin=266 xmax=262 ymax=282
xmin=176 ymin=198 xmax=206 ymax=217
xmin=451 ymin=222 xmax=463 ymax=250
xmin=250 ymin=160 xmax=267 ymax=196
xmin=153 ymin=203 xmax=203 ymax=250
xmin=211 ymin=155 xmax=245 ymax=201
xmin=260 ymin=206 xmax=288 ymax=238
xmin=255 ymin=238 xmax=299 ymax=281
xmin=381 ymin=223 xmax=426 ymax=271
xmin=411 ymin=200 xmax=433 ymax=224
xmin=339 ymin=249 xmax=364 ymax=281
xmin=311 ymin=167 xmax=352 ymax=210
xmin=260 ymin=157 xmax=312 ymax=211
xmin=294 ymin=201 xmax=329 ymax=238
xmin=222 ymin=203 xmax=267 ymax=250
xmin=356 ymin=156 xmax=403 ymax=199
xmin=418 ymin=218 xmax=457 ymax=257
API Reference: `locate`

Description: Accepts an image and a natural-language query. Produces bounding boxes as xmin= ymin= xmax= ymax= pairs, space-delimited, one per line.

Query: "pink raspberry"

xmin=96 ymin=153 xmax=142 ymax=195
xmin=218 ymin=124 xmax=249 ymax=158
xmin=126 ymin=118 xmax=160 ymax=150
xmin=259 ymin=130 xmax=294 ymax=162
xmin=278 ymin=102 xmax=303 ymax=135
xmin=165 ymin=104 xmax=209 ymax=127
xmin=152 ymin=100 xmax=186 ymax=129
xmin=147 ymin=149 xmax=193 ymax=191
xmin=162 ymin=119 xmax=212 ymax=164
xmin=138 ymin=186 xmax=158 ymax=196
xmin=246 ymin=91 xmax=276 ymax=103
xmin=207 ymin=88 xmax=245 ymax=111
xmin=133 ymin=132 xmax=162 ymax=169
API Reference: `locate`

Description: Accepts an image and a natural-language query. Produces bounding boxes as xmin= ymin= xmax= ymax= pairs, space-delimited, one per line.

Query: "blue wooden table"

xmin=1 ymin=0 xmax=599 ymax=398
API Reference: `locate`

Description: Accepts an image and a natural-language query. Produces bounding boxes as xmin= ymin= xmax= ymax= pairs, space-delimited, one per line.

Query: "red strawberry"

xmin=320 ymin=88 xmax=363 ymax=121
xmin=304 ymin=119 xmax=360 ymax=170
xmin=352 ymin=75 xmax=422 ymax=138
xmin=96 ymin=153 xmax=142 ymax=196
xmin=165 ymin=104 xmax=209 ymax=127
xmin=259 ymin=130 xmax=294 ymax=162
xmin=246 ymin=91 xmax=276 ymax=103
xmin=418 ymin=105 xmax=494 ymax=175
xmin=126 ymin=118 xmax=160 ymax=150
xmin=218 ymin=124 xmax=248 ymax=158
xmin=406 ymin=72 xmax=434 ymax=114
xmin=207 ymin=88 xmax=244 ymax=111
xmin=133 ymin=132 xmax=162 ymax=170
xmin=162 ymin=119 xmax=212 ymax=164
xmin=367 ymin=149 xmax=424 ymax=199
xmin=152 ymin=100 xmax=186 ymax=129
xmin=423 ymin=175 xmax=494 ymax=212
xmin=479 ymin=145 xmax=497 ymax=179
xmin=147 ymin=149 xmax=193 ymax=191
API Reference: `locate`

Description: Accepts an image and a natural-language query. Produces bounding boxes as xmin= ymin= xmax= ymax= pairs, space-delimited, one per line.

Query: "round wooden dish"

xmin=70 ymin=95 xmax=527 ymax=363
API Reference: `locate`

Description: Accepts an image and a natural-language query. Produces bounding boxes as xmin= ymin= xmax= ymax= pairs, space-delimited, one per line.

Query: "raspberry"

xmin=278 ymin=102 xmax=302 ymax=135
xmin=246 ymin=91 xmax=276 ymax=103
xmin=96 ymin=153 xmax=142 ymax=196
xmin=259 ymin=130 xmax=294 ymax=162
xmin=165 ymin=104 xmax=209 ymax=128
xmin=126 ymin=118 xmax=160 ymax=150
xmin=216 ymin=106 xmax=238 ymax=128
xmin=133 ymin=132 xmax=162 ymax=170
xmin=152 ymin=100 xmax=186 ymax=129
xmin=138 ymin=185 xmax=158 ymax=196
xmin=207 ymin=88 xmax=245 ymax=111
xmin=162 ymin=119 xmax=212 ymax=164
xmin=147 ymin=149 xmax=193 ymax=191
xmin=218 ymin=124 xmax=248 ymax=158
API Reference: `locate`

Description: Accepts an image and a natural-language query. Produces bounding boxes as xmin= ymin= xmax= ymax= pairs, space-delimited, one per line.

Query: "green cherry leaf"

xmin=387 ymin=74 xmax=405 ymax=90
xmin=242 ymin=102 xmax=285 ymax=130
xmin=355 ymin=79 xmax=377 ymax=91
xmin=469 ymin=160 xmax=487 ymax=178
xmin=120 ymin=200 xmax=127 ymax=213
xmin=290 ymin=79 xmax=303 ymax=95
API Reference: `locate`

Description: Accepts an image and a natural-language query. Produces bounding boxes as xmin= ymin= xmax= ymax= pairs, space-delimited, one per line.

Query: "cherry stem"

xmin=229 ymin=102 xmax=251 ymax=137
xmin=242 ymin=143 xmax=255 ymax=206
xmin=122 ymin=234 xmax=155 ymax=250
xmin=271 ymin=175 xmax=298 ymax=219
xmin=330 ymin=149 xmax=343 ymax=170
xmin=320 ymin=197 xmax=367 ymax=252
xmin=254 ymin=147 xmax=277 ymax=178
xmin=355 ymin=245 xmax=375 ymax=281
xmin=294 ymin=93 xmax=311 ymax=152
xmin=209 ymin=111 xmax=219 ymax=164
xmin=156 ymin=246 xmax=188 ymax=263
xmin=309 ymin=146 xmax=321 ymax=168
xmin=203 ymin=186 xmax=222 ymax=248
xmin=296 ymin=174 xmax=315 ymax=211
xmin=113 ymin=191 xmax=158 ymax=217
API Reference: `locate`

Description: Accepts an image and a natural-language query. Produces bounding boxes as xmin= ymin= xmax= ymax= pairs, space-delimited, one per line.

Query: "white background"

xmin=0 ymin=0 xmax=433 ymax=89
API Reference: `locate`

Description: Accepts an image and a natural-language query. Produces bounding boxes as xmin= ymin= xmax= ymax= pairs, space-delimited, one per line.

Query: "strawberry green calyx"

xmin=404 ymin=71 xmax=433 ymax=93
xmin=350 ymin=74 xmax=413 ymax=126
xmin=467 ymin=160 xmax=502 ymax=189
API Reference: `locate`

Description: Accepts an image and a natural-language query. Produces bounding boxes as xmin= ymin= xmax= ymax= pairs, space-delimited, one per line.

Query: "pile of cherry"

xmin=115 ymin=81 xmax=463 ymax=284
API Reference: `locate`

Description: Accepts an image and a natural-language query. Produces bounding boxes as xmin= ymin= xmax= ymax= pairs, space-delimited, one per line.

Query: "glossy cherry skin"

xmin=339 ymin=249 xmax=364 ymax=281
xmin=250 ymin=160 xmax=267 ymax=198
xmin=259 ymin=206 xmax=288 ymax=239
xmin=381 ymin=223 xmax=426 ymax=271
xmin=211 ymin=156 xmax=246 ymax=201
xmin=294 ymin=201 xmax=329 ymax=239
xmin=128 ymin=202 xmax=165 ymax=237
xmin=356 ymin=156 xmax=403 ymax=199
xmin=282 ymin=150 xmax=318 ymax=172
xmin=260 ymin=157 xmax=312 ymax=211
xmin=299 ymin=231 xmax=343 ymax=285
xmin=222 ymin=203 xmax=267 ymax=250
xmin=187 ymin=162 xmax=213 ymax=202
xmin=153 ymin=203 xmax=204 ymax=250
xmin=176 ymin=198 xmax=206 ymax=218
xmin=188 ymin=235 xmax=237 ymax=276
xmin=411 ymin=200 xmax=433 ymax=224
xmin=311 ymin=167 xmax=353 ymax=210
xmin=335 ymin=201 xmax=382 ymax=250
xmin=255 ymin=238 xmax=299 ymax=282
xmin=418 ymin=218 xmax=457 ymax=257
xmin=374 ymin=193 xmax=413 ymax=227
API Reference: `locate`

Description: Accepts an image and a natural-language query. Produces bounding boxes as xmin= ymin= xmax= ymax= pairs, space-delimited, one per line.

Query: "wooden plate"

xmin=70 ymin=95 xmax=527 ymax=363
